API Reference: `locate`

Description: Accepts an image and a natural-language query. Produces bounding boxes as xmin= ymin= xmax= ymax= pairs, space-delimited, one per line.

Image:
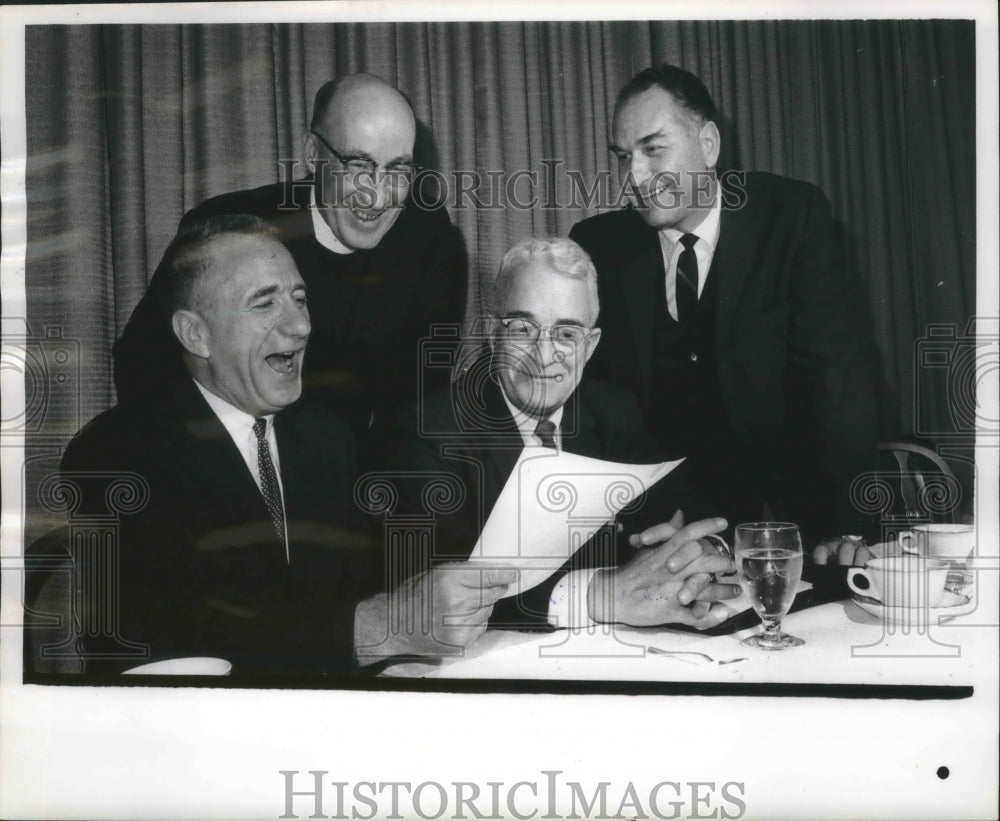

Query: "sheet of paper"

xmin=467 ymin=448 xmax=683 ymax=598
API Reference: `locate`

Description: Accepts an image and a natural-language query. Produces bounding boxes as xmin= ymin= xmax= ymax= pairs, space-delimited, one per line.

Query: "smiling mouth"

xmin=351 ymin=208 xmax=383 ymax=223
xmin=265 ymin=349 xmax=303 ymax=375
xmin=640 ymin=177 xmax=675 ymax=207
xmin=347 ymin=200 xmax=393 ymax=224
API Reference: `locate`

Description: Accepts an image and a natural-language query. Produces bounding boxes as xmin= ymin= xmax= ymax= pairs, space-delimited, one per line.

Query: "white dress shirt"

xmin=495 ymin=385 xmax=603 ymax=628
xmin=657 ymin=185 xmax=722 ymax=320
xmin=499 ymin=387 xmax=564 ymax=449
xmin=310 ymin=187 xmax=354 ymax=254
xmin=193 ymin=379 xmax=289 ymax=561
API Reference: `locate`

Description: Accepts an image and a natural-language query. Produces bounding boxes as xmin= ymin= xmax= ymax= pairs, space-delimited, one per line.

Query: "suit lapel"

xmin=476 ymin=382 xmax=603 ymax=477
xmin=710 ymin=195 xmax=757 ymax=347
xmin=561 ymin=386 xmax=601 ymax=458
xmin=476 ymin=381 xmax=525 ymax=502
xmin=273 ymin=411 xmax=315 ymax=568
xmin=617 ymin=225 xmax=664 ymax=400
xmin=164 ymin=380 xmax=285 ymax=558
xmin=274 ymin=412 xmax=307 ymax=519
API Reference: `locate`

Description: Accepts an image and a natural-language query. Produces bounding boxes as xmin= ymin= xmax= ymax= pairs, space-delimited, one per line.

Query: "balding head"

xmin=305 ymin=73 xmax=417 ymax=251
xmin=310 ymin=73 xmax=415 ymax=136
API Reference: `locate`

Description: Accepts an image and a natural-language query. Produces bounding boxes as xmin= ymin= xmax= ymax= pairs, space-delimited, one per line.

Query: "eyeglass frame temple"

xmin=310 ymin=130 xmax=421 ymax=175
xmin=495 ymin=316 xmax=595 ymax=345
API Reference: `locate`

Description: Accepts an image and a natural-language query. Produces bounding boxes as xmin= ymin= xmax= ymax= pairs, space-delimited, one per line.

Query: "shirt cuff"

xmin=547 ymin=567 xmax=606 ymax=629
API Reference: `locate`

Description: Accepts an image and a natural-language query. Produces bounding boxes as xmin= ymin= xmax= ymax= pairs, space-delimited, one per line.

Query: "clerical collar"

xmin=310 ymin=186 xmax=354 ymax=255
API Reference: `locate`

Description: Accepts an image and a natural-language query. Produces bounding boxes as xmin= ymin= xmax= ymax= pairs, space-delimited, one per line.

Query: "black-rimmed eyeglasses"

xmin=311 ymin=131 xmax=420 ymax=184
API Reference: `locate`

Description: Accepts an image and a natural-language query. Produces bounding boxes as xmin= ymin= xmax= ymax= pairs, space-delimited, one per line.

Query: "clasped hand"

xmin=358 ymin=512 xmax=743 ymax=661
xmin=587 ymin=512 xmax=741 ymax=629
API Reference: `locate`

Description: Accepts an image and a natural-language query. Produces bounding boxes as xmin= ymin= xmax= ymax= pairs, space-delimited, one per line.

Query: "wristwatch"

xmin=702 ymin=534 xmax=733 ymax=584
xmin=703 ymin=534 xmax=733 ymax=559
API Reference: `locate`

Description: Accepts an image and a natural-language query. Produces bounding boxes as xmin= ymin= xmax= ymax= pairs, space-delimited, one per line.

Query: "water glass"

xmin=735 ymin=522 xmax=805 ymax=650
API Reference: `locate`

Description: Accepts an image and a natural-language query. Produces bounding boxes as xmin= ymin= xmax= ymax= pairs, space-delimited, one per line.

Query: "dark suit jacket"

xmin=570 ymin=171 xmax=880 ymax=540
xmin=61 ymin=379 xmax=380 ymax=678
xmin=376 ymin=372 xmax=712 ymax=628
xmin=113 ymin=178 xmax=467 ymax=437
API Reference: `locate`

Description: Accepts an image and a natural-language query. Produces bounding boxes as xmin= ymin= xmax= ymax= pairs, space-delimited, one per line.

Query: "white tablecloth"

xmin=383 ymin=598 xmax=993 ymax=686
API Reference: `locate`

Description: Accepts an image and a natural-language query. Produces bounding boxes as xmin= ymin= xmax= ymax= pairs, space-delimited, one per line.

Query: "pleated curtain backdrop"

xmin=24 ymin=19 xmax=975 ymax=463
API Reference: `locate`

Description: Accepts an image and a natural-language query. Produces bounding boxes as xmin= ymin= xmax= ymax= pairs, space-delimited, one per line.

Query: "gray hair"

xmin=157 ymin=213 xmax=278 ymax=318
xmin=490 ymin=236 xmax=599 ymax=326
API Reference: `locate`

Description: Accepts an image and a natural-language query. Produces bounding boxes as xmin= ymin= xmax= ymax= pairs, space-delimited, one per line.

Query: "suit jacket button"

xmin=689 ymin=352 xmax=699 ymax=362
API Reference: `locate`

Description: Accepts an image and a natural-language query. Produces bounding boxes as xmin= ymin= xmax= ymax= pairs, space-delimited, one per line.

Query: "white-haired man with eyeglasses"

xmin=376 ymin=236 xmax=740 ymax=634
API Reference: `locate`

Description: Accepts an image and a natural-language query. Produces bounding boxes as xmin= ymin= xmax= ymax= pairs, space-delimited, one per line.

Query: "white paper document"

xmin=467 ymin=449 xmax=683 ymax=597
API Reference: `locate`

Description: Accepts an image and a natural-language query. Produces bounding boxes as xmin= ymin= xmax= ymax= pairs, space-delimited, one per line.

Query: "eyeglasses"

xmin=311 ymin=131 xmax=420 ymax=185
xmin=496 ymin=317 xmax=595 ymax=352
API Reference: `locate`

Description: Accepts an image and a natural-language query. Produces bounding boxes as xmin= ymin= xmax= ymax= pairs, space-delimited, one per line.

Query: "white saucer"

xmin=122 ymin=657 xmax=232 ymax=676
xmin=851 ymin=591 xmax=973 ymax=624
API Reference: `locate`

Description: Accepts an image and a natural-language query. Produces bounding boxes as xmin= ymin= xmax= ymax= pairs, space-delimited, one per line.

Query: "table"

xmin=382 ymin=596 xmax=990 ymax=689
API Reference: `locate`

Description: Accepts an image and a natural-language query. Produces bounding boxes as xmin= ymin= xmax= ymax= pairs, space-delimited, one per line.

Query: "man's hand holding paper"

xmin=467 ymin=447 xmax=685 ymax=598
xmin=356 ymin=564 xmax=518 ymax=660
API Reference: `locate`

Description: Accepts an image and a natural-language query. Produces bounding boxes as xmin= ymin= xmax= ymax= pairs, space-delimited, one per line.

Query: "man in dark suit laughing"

xmin=61 ymin=214 xmax=506 ymax=678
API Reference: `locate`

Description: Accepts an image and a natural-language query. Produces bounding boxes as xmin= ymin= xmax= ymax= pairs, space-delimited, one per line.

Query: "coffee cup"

xmin=847 ymin=555 xmax=949 ymax=608
xmin=896 ymin=523 xmax=975 ymax=561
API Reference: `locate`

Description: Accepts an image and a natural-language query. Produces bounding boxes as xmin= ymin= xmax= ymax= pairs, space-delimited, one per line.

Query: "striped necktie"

xmin=252 ymin=417 xmax=286 ymax=547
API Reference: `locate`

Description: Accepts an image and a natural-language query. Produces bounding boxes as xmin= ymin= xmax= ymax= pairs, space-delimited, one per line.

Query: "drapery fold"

xmin=24 ymin=20 xmax=976 ymax=453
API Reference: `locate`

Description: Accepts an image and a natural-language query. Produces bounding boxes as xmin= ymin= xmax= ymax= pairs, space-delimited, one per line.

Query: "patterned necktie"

xmin=535 ymin=419 xmax=558 ymax=449
xmin=675 ymin=233 xmax=699 ymax=322
xmin=252 ymin=417 xmax=286 ymax=547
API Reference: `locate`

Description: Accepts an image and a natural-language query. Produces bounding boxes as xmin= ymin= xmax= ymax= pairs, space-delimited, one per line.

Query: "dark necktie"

xmin=253 ymin=417 xmax=286 ymax=547
xmin=535 ymin=419 xmax=558 ymax=449
xmin=675 ymin=233 xmax=699 ymax=322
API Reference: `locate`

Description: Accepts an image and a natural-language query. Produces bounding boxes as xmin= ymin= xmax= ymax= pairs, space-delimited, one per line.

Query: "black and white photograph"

xmin=1 ymin=2 xmax=997 ymax=819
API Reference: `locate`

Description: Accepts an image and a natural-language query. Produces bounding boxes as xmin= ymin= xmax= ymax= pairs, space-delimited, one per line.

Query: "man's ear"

xmin=700 ymin=120 xmax=721 ymax=170
xmin=303 ymin=131 xmax=319 ymax=175
xmin=582 ymin=327 xmax=602 ymax=364
xmin=172 ymin=309 xmax=210 ymax=359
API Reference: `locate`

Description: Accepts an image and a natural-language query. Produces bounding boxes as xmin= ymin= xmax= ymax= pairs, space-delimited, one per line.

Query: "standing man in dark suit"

xmin=113 ymin=73 xmax=467 ymax=441
xmin=63 ymin=215 xmax=510 ymax=678
xmin=379 ymin=236 xmax=739 ymax=631
xmin=569 ymin=64 xmax=879 ymax=544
